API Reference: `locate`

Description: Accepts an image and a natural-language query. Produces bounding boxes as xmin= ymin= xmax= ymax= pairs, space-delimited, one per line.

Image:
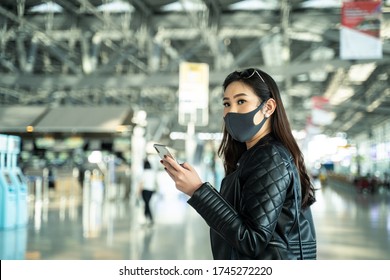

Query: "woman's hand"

xmin=160 ymin=156 xmax=203 ymax=196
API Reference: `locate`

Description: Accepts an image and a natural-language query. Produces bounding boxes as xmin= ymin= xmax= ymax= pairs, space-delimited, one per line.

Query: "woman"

xmin=161 ymin=68 xmax=317 ymax=259
xmin=138 ymin=159 xmax=157 ymax=225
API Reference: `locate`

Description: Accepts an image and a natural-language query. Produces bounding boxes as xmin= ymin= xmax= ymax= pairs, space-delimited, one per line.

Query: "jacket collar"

xmin=249 ymin=132 xmax=275 ymax=150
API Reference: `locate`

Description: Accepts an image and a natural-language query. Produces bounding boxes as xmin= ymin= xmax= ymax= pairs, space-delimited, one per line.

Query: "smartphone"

xmin=153 ymin=144 xmax=177 ymax=162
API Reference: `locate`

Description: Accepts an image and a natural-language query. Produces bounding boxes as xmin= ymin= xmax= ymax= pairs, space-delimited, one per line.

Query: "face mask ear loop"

xmin=255 ymin=114 xmax=268 ymax=128
xmin=255 ymin=101 xmax=269 ymax=125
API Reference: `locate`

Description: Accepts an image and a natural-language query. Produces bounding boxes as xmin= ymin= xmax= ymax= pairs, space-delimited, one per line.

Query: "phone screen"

xmin=153 ymin=144 xmax=177 ymax=162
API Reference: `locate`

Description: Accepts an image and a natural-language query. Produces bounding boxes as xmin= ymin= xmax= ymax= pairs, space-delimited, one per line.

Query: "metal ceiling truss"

xmin=0 ymin=0 xmax=389 ymax=140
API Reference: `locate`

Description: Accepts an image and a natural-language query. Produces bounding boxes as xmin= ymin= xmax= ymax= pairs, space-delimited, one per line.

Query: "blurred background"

xmin=0 ymin=0 xmax=389 ymax=260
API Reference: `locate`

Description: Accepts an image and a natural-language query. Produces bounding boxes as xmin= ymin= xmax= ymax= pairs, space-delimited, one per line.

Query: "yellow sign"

xmin=178 ymin=62 xmax=209 ymax=126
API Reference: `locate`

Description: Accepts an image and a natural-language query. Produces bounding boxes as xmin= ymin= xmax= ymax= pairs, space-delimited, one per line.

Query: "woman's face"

xmin=223 ymin=80 xmax=273 ymax=148
xmin=223 ymin=81 xmax=263 ymax=124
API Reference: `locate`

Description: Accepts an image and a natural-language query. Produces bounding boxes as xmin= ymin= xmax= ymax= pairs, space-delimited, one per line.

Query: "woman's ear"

xmin=264 ymin=98 xmax=276 ymax=117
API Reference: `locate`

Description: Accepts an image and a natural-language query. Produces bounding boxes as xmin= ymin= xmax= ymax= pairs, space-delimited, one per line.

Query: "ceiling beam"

xmin=1 ymin=58 xmax=389 ymax=90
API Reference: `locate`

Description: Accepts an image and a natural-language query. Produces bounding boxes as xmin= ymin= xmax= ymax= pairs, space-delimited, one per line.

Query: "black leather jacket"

xmin=188 ymin=134 xmax=317 ymax=259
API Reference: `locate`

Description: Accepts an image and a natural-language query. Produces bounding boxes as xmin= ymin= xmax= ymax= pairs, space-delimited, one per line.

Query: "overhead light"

xmin=29 ymin=1 xmax=63 ymax=13
xmin=300 ymin=0 xmax=342 ymax=9
xmin=161 ymin=0 xmax=206 ymax=12
xmin=229 ymin=0 xmax=279 ymax=10
xmin=366 ymin=99 xmax=382 ymax=112
xmin=289 ymin=31 xmax=322 ymax=43
xmin=329 ymin=86 xmax=354 ymax=106
xmin=97 ymin=0 xmax=134 ymax=13
xmin=347 ymin=63 xmax=376 ymax=83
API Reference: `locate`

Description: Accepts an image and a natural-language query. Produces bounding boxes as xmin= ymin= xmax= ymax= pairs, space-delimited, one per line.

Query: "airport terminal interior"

xmin=0 ymin=164 xmax=390 ymax=260
xmin=1 ymin=1 xmax=390 ymax=260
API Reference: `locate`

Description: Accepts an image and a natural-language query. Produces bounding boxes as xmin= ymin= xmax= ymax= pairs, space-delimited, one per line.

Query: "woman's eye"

xmin=237 ymin=99 xmax=246 ymax=105
xmin=223 ymin=102 xmax=230 ymax=107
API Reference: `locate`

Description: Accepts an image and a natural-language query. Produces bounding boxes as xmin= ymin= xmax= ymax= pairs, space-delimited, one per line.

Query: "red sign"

xmin=340 ymin=1 xmax=382 ymax=59
xmin=342 ymin=1 xmax=381 ymax=38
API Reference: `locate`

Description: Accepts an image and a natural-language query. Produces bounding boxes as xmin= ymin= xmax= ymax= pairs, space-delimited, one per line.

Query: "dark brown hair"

xmin=217 ymin=68 xmax=315 ymax=208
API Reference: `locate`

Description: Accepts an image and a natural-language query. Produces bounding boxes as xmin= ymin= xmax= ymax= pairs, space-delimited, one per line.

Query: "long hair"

xmin=217 ymin=68 xmax=315 ymax=208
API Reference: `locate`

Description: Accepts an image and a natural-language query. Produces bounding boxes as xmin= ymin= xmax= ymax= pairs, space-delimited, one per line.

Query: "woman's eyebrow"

xmin=222 ymin=93 xmax=248 ymax=101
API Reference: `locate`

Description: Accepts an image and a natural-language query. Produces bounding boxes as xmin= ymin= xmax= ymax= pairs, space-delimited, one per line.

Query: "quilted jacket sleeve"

xmin=188 ymin=145 xmax=290 ymax=258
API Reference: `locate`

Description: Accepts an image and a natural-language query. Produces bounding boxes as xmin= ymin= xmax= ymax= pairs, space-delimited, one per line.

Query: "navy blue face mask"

xmin=224 ymin=101 xmax=268 ymax=143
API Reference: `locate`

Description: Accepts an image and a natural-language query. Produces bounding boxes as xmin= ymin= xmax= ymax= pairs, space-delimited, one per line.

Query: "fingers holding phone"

xmin=154 ymin=144 xmax=178 ymax=163
xmin=154 ymin=143 xmax=181 ymax=173
xmin=154 ymin=143 xmax=203 ymax=196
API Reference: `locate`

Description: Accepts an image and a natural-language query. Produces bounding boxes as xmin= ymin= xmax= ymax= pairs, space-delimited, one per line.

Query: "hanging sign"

xmin=178 ymin=62 xmax=209 ymax=126
xmin=340 ymin=0 xmax=382 ymax=59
